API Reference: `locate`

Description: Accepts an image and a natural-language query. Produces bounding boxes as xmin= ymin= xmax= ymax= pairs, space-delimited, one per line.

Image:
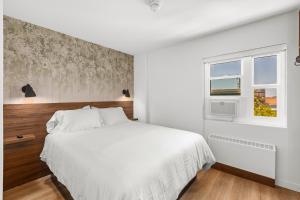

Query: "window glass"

xmin=254 ymin=88 xmax=277 ymax=117
xmin=254 ymin=55 xmax=277 ymax=84
xmin=210 ymin=60 xmax=241 ymax=77
xmin=210 ymin=78 xmax=240 ymax=96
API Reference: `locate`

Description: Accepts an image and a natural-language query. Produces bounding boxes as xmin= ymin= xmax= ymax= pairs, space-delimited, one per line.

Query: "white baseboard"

xmin=276 ymin=179 xmax=300 ymax=192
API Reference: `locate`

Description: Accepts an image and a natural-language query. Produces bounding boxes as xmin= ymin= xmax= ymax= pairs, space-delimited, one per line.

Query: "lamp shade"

xmin=122 ymin=89 xmax=130 ymax=97
xmin=21 ymin=84 xmax=36 ymax=97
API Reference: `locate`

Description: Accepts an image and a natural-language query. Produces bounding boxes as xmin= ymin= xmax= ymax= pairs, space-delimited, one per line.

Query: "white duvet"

xmin=41 ymin=122 xmax=215 ymax=200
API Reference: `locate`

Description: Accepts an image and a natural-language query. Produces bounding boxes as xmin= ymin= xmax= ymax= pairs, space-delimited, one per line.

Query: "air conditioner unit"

xmin=206 ymin=99 xmax=238 ymax=119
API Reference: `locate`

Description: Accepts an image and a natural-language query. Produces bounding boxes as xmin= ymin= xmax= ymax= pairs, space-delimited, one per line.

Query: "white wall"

xmin=134 ymin=11 xmax=300 ymax=191
xmin=134 ymin=55 xmax=148 ymax=122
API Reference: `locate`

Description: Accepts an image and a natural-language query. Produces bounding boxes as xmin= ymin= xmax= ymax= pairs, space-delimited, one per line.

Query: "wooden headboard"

xmin=3 ymin=101 xmax=133 ymax=190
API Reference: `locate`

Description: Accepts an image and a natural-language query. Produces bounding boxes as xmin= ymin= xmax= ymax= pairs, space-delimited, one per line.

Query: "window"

xmin=253 ymin=55 xmax=278 ymax=118
xmin=254 ymin=88 xmax=277 ymax=117
xmin=254 ymin=56 xmax=277 ymax=84
xmin=204 ymin=45 xmax=286 ymax=127
xmin=210 ymin=60 xmax=241 ymax=96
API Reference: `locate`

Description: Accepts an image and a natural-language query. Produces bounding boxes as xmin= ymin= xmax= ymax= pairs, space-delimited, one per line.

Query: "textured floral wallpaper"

xmin=4 ymin=16 xmax=133 ymax=104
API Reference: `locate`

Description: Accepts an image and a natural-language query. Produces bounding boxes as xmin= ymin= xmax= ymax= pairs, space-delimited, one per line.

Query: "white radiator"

xmin=208 ymin=134 xmax=276 ymax=179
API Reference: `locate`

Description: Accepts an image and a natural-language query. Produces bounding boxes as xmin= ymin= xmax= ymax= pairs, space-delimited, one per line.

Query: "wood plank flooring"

xmin=181 ymin=169 xmax=300 ymax=200
xmin=4 ymin=175 xmax=64 ymax=200
xmin=4 ymin=169 xmax=300 ymax=200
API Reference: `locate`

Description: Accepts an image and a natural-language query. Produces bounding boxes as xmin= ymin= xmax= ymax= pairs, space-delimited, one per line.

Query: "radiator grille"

xmin=209 ymin=134 xmax=275 ymax=151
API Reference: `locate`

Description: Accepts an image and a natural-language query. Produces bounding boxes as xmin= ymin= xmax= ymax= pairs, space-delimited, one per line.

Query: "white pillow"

xmin=93 ymin=107 xmax=129 ymax=125
xmin=82 ymin=105 xmax=91 ymax=109
xmin=46 ymin=106 xmax=101 ymax=134
xmin=57 ymin=109 xmax=103 ymax=132
xmin=47 ymin=110 xmax=64 ymax=134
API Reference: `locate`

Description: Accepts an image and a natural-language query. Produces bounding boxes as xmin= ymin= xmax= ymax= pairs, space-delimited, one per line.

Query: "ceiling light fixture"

xmin=148 ymin=0 xmax=162 ymax=12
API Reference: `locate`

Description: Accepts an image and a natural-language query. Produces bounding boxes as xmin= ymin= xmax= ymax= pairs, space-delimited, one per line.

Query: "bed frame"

xmin=51 ymin=175 xmax=74 ymax=200
xmin=51 ymin=174 xmax=196 ymax=200
xmin=4 ymin=101 xmax=133 ymax=190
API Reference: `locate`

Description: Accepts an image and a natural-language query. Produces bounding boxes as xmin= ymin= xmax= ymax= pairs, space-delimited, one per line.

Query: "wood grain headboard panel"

xmin=3 ymin=101 xmax=133 ymax=190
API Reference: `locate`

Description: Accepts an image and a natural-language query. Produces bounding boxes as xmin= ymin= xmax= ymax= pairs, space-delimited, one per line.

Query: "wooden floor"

xmin=181 ymin=169 xmax=300 ymax=200
xmin=4 ymin=169 xmax=300 ymax=200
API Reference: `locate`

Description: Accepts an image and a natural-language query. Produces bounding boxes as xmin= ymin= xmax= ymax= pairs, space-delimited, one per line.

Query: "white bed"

xmin=41 ymin=121 xmax=215 ymax=200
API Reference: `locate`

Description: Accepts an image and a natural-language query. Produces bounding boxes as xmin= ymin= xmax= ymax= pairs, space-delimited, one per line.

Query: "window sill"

xmin=205 ymin=118 xmax=287 ymax=129
xmin=235 ymin=120 xmax=287 ymax=129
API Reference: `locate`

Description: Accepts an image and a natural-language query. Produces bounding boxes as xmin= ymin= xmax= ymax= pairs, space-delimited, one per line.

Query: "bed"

xmin=41 ymin=107 xmax=215 ymax=200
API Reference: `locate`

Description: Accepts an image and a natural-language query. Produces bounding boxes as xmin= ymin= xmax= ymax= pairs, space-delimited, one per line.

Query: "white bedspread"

xmin=41 ymin=122 xmax=215 ymax=200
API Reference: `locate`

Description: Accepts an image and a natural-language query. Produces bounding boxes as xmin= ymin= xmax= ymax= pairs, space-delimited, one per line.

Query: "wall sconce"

xmin=122 ymin=89 xmax=130 ymax=97
xmin=21 ymin=84 xmax=36 ymax=97
xmin=295 ymin=55 xmax=300 ymax=66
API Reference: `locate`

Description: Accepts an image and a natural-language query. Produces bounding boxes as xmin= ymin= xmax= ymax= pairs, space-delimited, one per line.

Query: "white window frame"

xmin=204 ymin=44 xmax=287 ymax=128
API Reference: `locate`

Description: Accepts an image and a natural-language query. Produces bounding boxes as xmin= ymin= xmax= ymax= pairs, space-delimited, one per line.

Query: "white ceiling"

xmin=4 ymin=0 xmax=300 ymax=55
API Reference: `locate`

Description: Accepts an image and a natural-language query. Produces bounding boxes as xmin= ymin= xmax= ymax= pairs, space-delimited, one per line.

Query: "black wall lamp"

xmin=21 ymin=84 xmax=36 ymax=97
xmin=295 ymin=55 xmax=300 ymax=66
xmin=122 ymin=89 xmax=130 ymax=97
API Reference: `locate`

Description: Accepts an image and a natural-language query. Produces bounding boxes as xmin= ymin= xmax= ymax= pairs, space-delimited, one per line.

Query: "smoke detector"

xmin=148 ymin=0 xmax=162 ymax=12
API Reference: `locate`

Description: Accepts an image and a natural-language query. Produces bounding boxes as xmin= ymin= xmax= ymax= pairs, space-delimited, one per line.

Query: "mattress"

xmin=41 ymin=121 xmax=215 ymax=200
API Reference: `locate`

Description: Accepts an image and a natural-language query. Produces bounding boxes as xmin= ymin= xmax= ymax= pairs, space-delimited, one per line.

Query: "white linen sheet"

xmin=41 ymin=122 xmax=215 ymax=200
